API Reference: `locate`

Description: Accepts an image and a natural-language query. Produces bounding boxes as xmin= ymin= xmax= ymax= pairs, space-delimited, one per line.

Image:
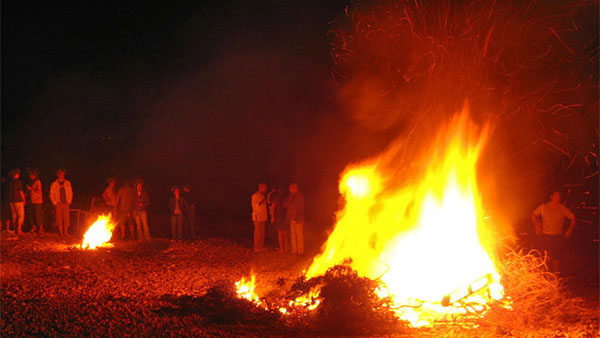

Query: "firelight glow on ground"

xmin=237 ymin=108 xmax=507 ymax=327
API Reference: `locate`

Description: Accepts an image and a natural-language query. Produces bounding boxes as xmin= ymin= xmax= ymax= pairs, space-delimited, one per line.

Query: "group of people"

xmin=102 ymin=180 xmax=198 ymax=241
xmin=4 ymin=168 xmax=73 ymax=236
xmin=251 ymin=182 xmax=305 ymax=254
xmin=101 ymin=178 xmax=151 ymax=241
xmin=3 ymin=166 xmax=578 ymax=272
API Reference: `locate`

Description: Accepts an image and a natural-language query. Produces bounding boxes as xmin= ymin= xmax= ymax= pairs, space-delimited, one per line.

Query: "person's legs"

xmin=34 ymin=204 xmax=44 ymax=233
xmin=141 ymin=211 xmax=150 ymax=240
xmin=133 ymin=212 xmax=143 ymax=240
xmin=177 ymin=215 xmax=184 ymax=240
xmin=296 ymin=222 xmax=304 ymax=255
xmin=62 ymin=204 xmax=70 ymax=236
xmin=277 ymin=230 xmax=285 ymax=253
xmin=15 ymin=202 xmax=25 ymax=234
xmin=10 ymin=203 xmax=18 ymax=231
xmin=27 ymin=204 xmax=36 ymax=232
xmin=289 ymin=220 xmax=298 ymax=254
xmin=170 ymin=215 xmax=177 ymax=239
xmin=283 ymin=230 xmax=290 ymax=253
xmin=118 ymin=211 xmax=126 ymax=239
xmin=128 ymin=214 xmax=136 ymax=240
xmin=253 ymin=221 xmax=265 ymax=251
xmin=55 ymin=204 xmax=64 ymax=236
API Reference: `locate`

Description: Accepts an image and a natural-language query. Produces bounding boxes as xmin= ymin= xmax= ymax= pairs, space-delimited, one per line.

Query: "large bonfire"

xmin=237 ymin=108 xmax=508 ymax=326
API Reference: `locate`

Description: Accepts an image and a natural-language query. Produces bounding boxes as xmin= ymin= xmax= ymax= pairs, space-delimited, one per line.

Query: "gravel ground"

xmin=2 ymin=233 xmax=598 ymax=337
xmin=1 ymin=233 xmax=313 ymax=337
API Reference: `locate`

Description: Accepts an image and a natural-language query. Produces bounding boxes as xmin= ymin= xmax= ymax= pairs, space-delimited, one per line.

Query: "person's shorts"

xmin=540 ymin=234 xmax=565 ymax=260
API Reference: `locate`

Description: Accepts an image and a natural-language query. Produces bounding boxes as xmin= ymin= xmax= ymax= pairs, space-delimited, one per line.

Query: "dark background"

xmin=2 ymin=0 xmax=366 ymax=231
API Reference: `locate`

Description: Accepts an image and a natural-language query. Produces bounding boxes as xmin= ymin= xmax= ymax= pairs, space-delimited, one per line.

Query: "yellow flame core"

xmin=81 ymin=214 xmax=115 ymax=249
xmin=305 ymin=111 xmax=504 ymax=326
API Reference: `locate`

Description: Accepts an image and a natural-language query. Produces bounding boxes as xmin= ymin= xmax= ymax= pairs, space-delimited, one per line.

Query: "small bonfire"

xmin=81 ymin=214 xmax=116 ymax=249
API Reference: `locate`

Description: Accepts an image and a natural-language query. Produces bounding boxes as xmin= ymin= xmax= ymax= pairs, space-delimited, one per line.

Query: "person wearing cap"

xmin=8 ymin=169 xmax=26 ymax=234
xmin=26 ymin=169 xmax=44 ymax=233
xmin=49 ymin=169 xmax=73 ymax=236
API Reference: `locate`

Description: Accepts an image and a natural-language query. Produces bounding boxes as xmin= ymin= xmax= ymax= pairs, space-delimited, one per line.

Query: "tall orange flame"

xmin=306 ymin=108 xmax=504 ymax=326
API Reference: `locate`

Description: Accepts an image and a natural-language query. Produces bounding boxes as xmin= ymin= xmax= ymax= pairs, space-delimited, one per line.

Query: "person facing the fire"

xmin=531 ymin=190 xmax=576 ymax=273
xmin=8 ymin=169 xmax=26 ymax=235
xmin=115 ymin=180 xmax=135 ymax=240
xmin=133 ymin=179 xmax=151 ymax=241
xmin=26 ymin=169 xmax=44 ymax=234
xmin=169 ymin=186 xmax=188 ymax=240
xmin=268 ymin=187 xmax=289 ymax=253
xmin=182 ymin=183 xmax=197 ymax=239
xmin=251 ymin=182 xmax=269 ymax=252
xmin=283 ymin=183 xmax=304 ymax=255
xmin=49 ymin=169 xmax=73 ymax=236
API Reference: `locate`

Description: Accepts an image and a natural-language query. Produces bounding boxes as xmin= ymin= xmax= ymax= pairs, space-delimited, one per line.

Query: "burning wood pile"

xmin=81 ymin=214 xmax=116 ymax=250
xmin=235 ymin=111 xmax=508 ymax=326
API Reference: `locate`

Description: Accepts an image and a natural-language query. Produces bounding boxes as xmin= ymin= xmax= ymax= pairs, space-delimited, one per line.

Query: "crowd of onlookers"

xmin=1 ymin=168 xmax=199 ymax=242
xmin=2 ymin=168 xmax=305 ymax=253
xmin=251 ymin=182 xmax=305 ymax=255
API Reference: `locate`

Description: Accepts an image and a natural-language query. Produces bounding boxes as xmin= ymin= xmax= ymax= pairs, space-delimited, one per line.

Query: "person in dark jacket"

xmin=182 ymin=184 xmax=197 ymax=239
xmin=283 ymin=183 xmax=304 ymax=255
xmin=269 ymin=187 xmax=289 ymax=253
xmin=169 ymin=187 xmax=188 ymax=240
xmin=8 ymin=169 xmax=26 ymax=234
xmin=133 ymin=179 xmax=150 ymax=241
xmin=115 ymin=180 xmax=135 ymax=240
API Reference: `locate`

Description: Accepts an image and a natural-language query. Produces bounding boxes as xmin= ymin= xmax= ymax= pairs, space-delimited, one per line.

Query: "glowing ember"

xmin=81 ymin=214 xmax=115 ymax=249
xmin=235 ymin=273 xmax=262 ymax=306
xmin=305 ymin=109 xmax=504 ymax=326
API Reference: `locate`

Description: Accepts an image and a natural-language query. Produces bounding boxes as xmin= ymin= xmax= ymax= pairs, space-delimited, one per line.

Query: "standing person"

xmin=133 ymin=179 xmax=151 ymax=241
xmin=169 ymin=187 xmax=188 ymax=240
xmin=531 ymin=190 xmax=576 ymax=273
xmin=269 ymin=188 xmax=289 ymax=253
xmin=115 ymin=180 xmax=135 ymax=240
xmin=102 ymin=178 xmax=117 ymax=213
xmin=26 ymin=169 xmax=44 ymax=234
xmin=182 ymin=184 xmax=197 ymax=239
xmin=251 ymin=183 xmax=269 ymax=252
xmin=8 ymin=169 xmax=26 ymax=234
xmin=49 ymin=169 xmax=73 ymax=236
xmin=284 ymin=183 xmax=304 ymax=255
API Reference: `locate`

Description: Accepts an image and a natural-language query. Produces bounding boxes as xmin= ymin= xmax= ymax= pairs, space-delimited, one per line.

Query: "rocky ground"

xmin=1 ymin=233 xmax=598 ymax=337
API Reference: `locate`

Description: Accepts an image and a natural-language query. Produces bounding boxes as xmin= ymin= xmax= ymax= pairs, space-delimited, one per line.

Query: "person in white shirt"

xmin=251 ymin=183 xmax=269 ymax=252
xmin=531 ymin=190 xmax=576 ymax=273
xmin=49 ymin=169 xmax=73 ymax=236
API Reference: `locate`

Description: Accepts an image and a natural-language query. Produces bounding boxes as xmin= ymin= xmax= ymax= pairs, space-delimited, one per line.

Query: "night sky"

xmin=2 ymin=1 xmax=369 ymax=222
